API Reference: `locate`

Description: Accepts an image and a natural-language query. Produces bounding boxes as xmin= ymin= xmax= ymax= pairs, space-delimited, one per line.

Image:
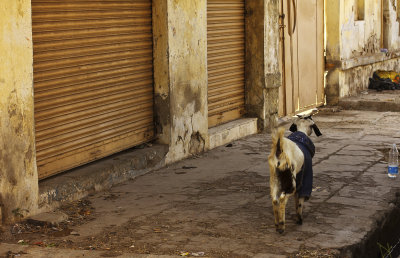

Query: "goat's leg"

xmin=272 ymin=199 xmax=279 ymax=230
xmin=295 ymin=194 xmax=304 ymax=225
xmin=270 ymin=178 xmax=280 ymax=232
xmin=277 ymin=194 xmax=288 ymax=234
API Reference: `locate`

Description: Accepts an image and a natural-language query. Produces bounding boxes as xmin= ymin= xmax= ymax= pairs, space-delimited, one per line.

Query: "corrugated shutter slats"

xmin=32 ymin=0 xmax=154 ymax=179
xmin=207 ymin=0 xmax=245 ymax=127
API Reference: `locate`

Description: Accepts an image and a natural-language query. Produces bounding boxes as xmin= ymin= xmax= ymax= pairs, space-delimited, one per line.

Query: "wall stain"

xmin=184 ymin=85 xmax=201 ymax=113
xmin=7 ymin=90 xmax=23 ymax=135
xmin=17 ymin=0 xmax=24 ymax=17
xmin=189 ymin=131 xmax=205 ymax=154
xmin=391 ymin=0 xmax=396 ymax=11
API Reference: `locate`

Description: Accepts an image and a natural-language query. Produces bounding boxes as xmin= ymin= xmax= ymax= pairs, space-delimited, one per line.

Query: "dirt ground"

xmin=3 ymin=109 xmax=400 ymax=257
xmin=0 ymin=189 xmax=338 ymax=258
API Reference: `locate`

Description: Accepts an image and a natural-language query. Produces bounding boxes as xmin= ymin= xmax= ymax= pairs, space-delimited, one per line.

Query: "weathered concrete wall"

xmin=245 ymin=0 xmax=280 ymax=131
xmin=326 ymin=0 xmax=400 ymax=104
xmin=339 ymin=57 xmax=400 ymax=97
xmin=326 ymin=0 xmax=341 ymax=63
xmin=264 ymin=0 xmax=280 ymax=130
xmin=340 ymin=0 xmax=381 ymax=59
xmin=383 ymin=0 xmax=400 ymax=50
xmin=153 ymin=0 xmax=208 ymax=164
xmin=0 ymin=1 xmax=38 ymax=222
xmin=0 ymin=0 xmax=279 ymax=221
xmin=153 ymin=0 xmax=171 ymax=145
xmin=325 ymin=0 xmax=341 ymax=105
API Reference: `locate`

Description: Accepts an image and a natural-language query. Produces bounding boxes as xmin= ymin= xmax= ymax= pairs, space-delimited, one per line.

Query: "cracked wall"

xmin=153 ymin=0 xmax=208 ymax=164
xmin=245 ymin=0 xmax=280 ymax=131
xmin=340 ymin=0 xmax=381 ymax=60
xmin=0 ymin=0 xmax=38 ymax=223
xmin=383 ymin=0 xmax=400 ymax=51
xmin=326 ymin=0 xmax=400 ymax=104
xmin=154 ymin=0 xmax=279 ymax=158
xmin=0 ymin=0 xmax=279 ymax=221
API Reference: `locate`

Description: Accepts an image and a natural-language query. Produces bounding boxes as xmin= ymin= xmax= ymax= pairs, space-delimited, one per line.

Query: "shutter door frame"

xmin=207 ymin=0 xmax=246 ymax=128
xmin=32 ymin=0 xmax=155 ymax=179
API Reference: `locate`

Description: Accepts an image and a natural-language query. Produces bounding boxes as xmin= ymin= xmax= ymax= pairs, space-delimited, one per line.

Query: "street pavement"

xmin=2 ymin=92 xmax=400 ymax=257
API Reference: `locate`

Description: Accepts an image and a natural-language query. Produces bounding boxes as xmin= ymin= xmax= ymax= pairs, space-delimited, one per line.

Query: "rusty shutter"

xmin=32 ymin=0 xmax=154 ymax=179
xmin=207 ymin=0 xmax=245 ymax=128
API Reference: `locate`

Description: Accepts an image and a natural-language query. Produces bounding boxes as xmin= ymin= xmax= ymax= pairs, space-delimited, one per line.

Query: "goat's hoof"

xmin=296 ymin=217 xmax=303 ymax=225
xmin=276 ymin=228 xmax=284 ymax=234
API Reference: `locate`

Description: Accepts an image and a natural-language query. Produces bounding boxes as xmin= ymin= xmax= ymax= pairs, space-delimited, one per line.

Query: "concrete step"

xmin=338 ymin=90 xmax=400 ymax=112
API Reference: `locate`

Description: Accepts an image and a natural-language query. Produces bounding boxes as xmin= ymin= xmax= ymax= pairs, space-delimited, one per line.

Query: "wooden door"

xmin=279 ymin=0 xmax=324 ymax=116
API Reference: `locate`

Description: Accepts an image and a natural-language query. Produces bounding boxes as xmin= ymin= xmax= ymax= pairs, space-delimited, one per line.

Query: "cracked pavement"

xmin=1 ymin=109 xmax=400 ymax=257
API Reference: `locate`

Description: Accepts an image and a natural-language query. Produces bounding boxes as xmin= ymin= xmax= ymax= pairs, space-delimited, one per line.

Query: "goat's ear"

xmin=276 ymin=138 xmax=282 ymax=157
xmin=289 ymin=123 xmax=297 ymax=132
xmin=312 ymin=124 xmax=322 ymax=137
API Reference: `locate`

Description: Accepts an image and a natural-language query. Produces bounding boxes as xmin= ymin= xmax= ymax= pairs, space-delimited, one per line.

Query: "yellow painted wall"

xmin=0 ymin=0 xmax=38 ymax=222
xmin=153 ymin=0 xmax=281 ymax=159
xmin=246 ymin=0 xmax=281 ymax=129
xmin=153 ymin=0 xmax=209 ymax=163
xmin=340 ymin=0 xmax=382 ymax=60
xmin=326 ymin=0 xmax=400 ymax=103
xmin=383 ymin=0 xmax=400 ymax=50
xmin=326 ymin=0 xmax=341 ymax=62
xmin=0 ymin=0 xmax=281 ymax=219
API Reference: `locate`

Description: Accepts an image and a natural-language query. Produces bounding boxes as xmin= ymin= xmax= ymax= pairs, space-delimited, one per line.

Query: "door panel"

xmin=279 ymin=0 xmax=324 ymax=116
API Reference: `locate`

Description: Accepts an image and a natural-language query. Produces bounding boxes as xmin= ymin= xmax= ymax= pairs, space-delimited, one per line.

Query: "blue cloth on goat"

xmin=287 ymin=131 xmax=315 ymax=199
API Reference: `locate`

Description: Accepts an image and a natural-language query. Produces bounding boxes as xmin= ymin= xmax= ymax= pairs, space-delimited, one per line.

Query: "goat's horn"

xmin=310 ymin=108 xmax=319 ymax=115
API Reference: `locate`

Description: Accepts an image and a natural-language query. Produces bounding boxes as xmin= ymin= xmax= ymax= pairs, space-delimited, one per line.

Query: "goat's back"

xmin=268 ymin=128 xmax=304 ymax=176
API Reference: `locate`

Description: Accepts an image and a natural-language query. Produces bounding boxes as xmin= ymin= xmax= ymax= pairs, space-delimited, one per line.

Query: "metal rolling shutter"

xmin=207 ymin=0 xmax=245 ymax=128
xmin=32 ymin=0 xmax=154 ymax=179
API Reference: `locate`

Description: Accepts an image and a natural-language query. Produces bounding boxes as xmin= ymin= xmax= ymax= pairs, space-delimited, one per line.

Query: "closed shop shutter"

xmin=207 ymin=0 xmax=245 ymax=128
xmin=32 ymin=0 xmax=154 ymax=179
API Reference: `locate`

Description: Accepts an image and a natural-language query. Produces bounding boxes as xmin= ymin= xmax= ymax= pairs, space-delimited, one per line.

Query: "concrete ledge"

xmin=38 ymin=117 xmax=258 ymax=212
xmin=38 ymin=144 xmax=168 ymax=212
xmin=208 ymin=118 xmax=258 ymax=149
xmin=340 ymin=51 xmax=400 ymax=70
xmin=338 ymin=90 xmax=400 ymax=112
xmin=339 ymin=99 xmax=400 ymax=112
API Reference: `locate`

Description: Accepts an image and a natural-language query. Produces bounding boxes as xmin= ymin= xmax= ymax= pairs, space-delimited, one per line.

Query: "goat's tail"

xmin=268 ymin=127 xmax=290 ymax=169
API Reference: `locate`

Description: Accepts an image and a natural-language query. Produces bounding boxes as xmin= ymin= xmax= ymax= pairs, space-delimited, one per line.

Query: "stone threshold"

xmin=208 ymin=117 xmax=258 ymax=149
xmin=38 ymin=144 xmax=168 ymax=213
xmin=341 ymin=50 xmax=400 ymax=70
xmin=338 ymin=90 xmax=400 ymax=112
xmin=37 ymin=117 xmax=258 ymax=213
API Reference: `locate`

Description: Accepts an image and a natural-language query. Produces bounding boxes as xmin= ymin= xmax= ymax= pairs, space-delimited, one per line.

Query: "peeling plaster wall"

xmin=153 ymin=0 xmax=171 ymax=145
xmin=339 ymin=57 xmax=400 ymax=97
xmin=326 ymin=0 xmax=400 ymax=103
xmin=326 ymin=0 xmax=341 ymax=104
xmin=156 ymin=0 xmax=280 ymax=159
xmin=245 ymin=0 xmax=280 ymax=131
xmin=0 ymin=0 xmax=38 ymax=222
xmin=264 ymin=0 xmax=280 ymax=129
xmin=326 ymin=0 xmax=341 ymax=62
xmin=383 ymin=0 xmax=400 ymax=50
xmin=161 ymin=0 xmax=208 ymax=163
xmin=340 ymin=0 xmax=381 ymax=59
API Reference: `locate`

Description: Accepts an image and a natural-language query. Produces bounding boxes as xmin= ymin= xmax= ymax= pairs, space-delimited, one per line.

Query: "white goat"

xmin=268 ymin=115 xmax=321 ymax=234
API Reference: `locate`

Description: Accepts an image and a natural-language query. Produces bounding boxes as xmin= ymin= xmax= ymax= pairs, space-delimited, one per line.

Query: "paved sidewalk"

xmin=2 ymin=109 xmax=400 ymax=257
xmin=339 ymin=89 xmax=400 ymax=112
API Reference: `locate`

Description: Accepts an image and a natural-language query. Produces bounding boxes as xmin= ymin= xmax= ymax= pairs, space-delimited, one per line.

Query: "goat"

xmin=268 ymin=113 xmax=322 ymax=234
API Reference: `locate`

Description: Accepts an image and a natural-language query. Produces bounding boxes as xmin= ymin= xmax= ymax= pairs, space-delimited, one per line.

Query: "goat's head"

xmin=289 ymin=112 xmax=322 ymax=137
